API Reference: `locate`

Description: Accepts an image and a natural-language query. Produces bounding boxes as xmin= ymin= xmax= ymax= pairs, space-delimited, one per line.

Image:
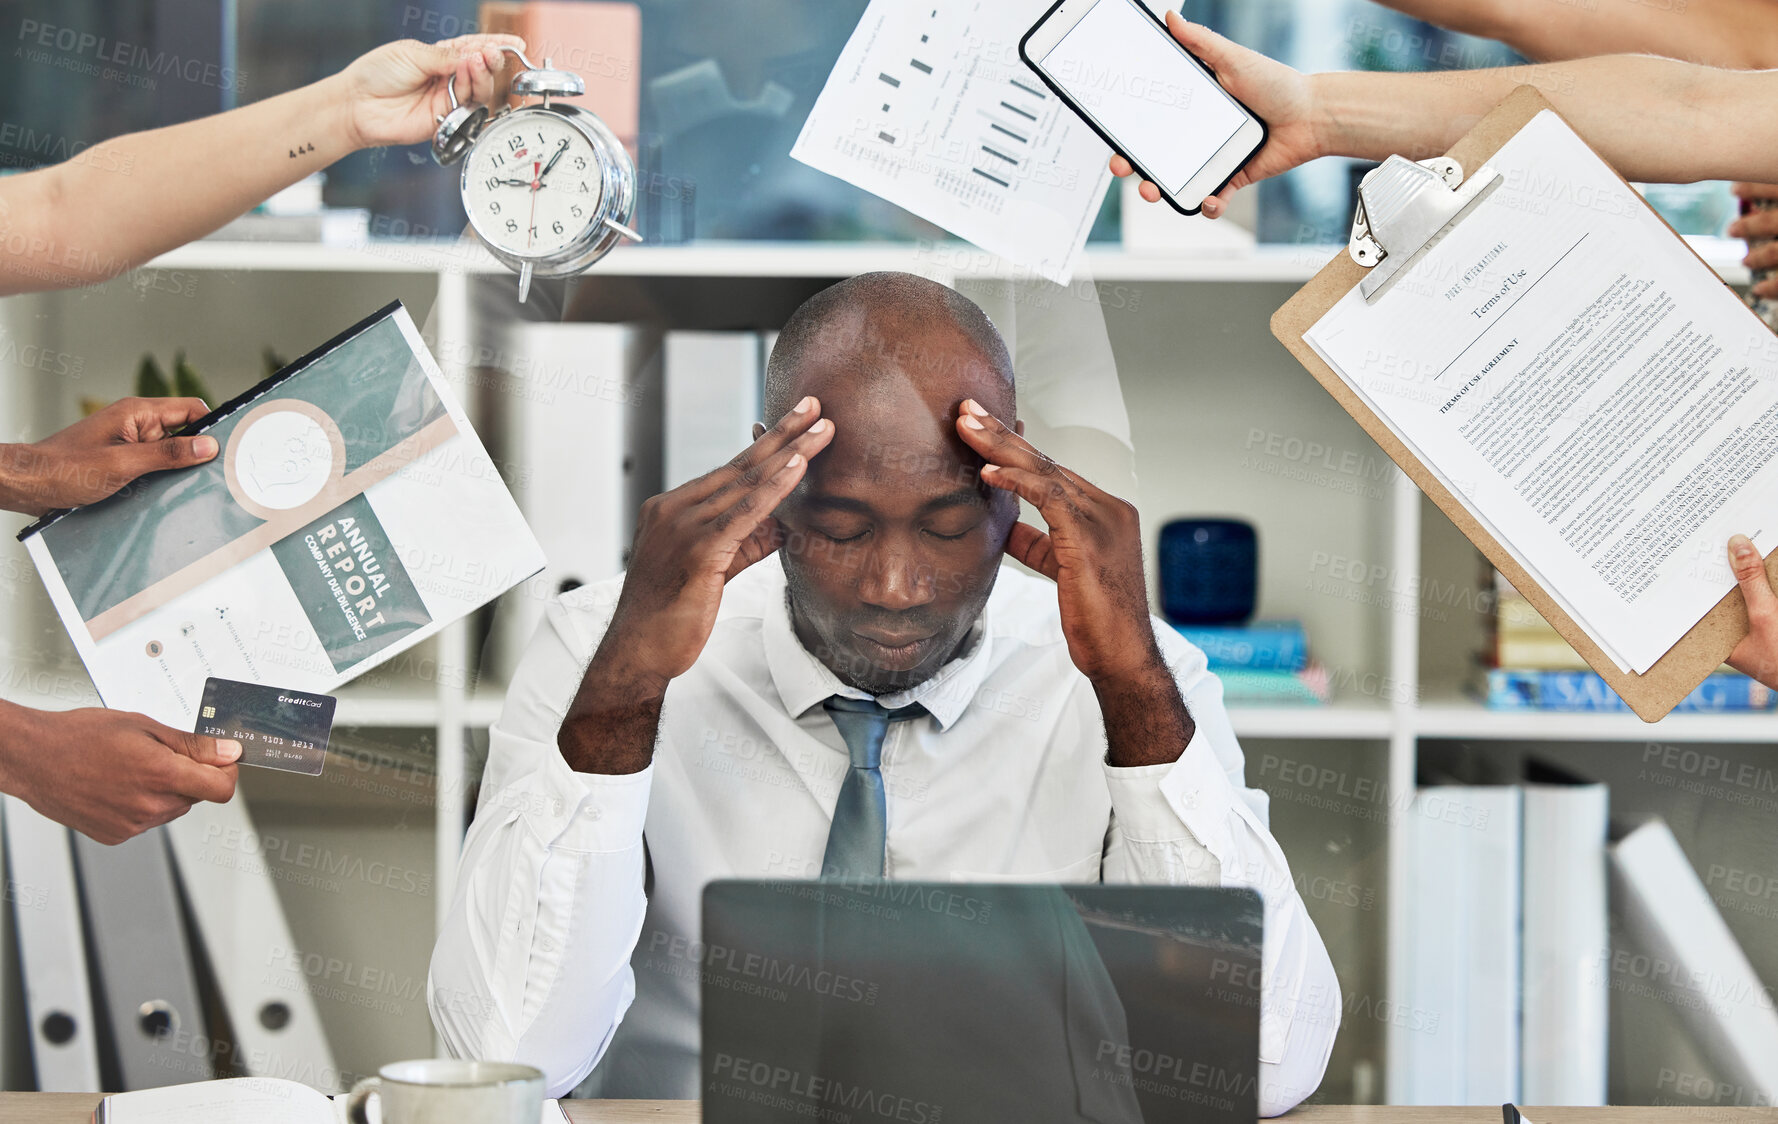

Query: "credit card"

xmin=195 ymin=677 xmax=335 ymax=775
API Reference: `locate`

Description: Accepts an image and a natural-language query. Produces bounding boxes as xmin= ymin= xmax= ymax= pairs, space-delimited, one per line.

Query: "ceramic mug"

xmin=345 ymin=1058 xmax=544 ymax=1123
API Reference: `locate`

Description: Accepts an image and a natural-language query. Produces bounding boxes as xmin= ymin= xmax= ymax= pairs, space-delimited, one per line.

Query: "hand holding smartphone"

xmin=1020 ymin=0 xmax=1266 ymax=215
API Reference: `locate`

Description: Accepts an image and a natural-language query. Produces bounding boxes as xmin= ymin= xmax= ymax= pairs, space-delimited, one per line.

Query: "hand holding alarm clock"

xmin=432 ymin=45 xmax=642 ymax=302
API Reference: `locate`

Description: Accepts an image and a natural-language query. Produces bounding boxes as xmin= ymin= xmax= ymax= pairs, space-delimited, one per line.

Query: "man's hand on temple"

xmin=560 ymin=398 xmax=836 ymax=774
xmin=957 ymin=399 xmax=1192 ymax=767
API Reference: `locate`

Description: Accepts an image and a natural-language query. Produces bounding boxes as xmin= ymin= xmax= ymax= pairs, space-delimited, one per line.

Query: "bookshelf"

xmin=0 ymin=236 xmax=1770 ymax=1099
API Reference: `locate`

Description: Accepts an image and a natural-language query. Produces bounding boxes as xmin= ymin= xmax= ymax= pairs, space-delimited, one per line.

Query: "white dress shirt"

xmin=429 ymin=557 xmax=1341 ymax=1116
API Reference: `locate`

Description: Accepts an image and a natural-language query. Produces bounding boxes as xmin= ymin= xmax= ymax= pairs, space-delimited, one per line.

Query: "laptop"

xmin=701 ymin=881 xmax=1263 ymax=1124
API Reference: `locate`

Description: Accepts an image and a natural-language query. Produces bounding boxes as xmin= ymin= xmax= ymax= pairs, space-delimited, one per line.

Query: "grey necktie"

xmin=820 ymin=696 xmax=925 ymax=879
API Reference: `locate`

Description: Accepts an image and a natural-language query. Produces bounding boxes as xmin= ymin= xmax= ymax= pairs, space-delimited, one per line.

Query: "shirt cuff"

xmin=1102 ymin=727 xmax=1239 ymax=861
xmin=482 ymin=723 xmax=654 ymax=852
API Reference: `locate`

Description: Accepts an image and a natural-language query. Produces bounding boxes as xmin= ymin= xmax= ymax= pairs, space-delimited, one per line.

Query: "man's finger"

xmin=1110 ymin=154 xmax=1134 ymax=178
xmin=1733 ymin=182 xmax=1778 ymax=201
xmin=419 ymin=34 xmax=524 ymax=80
xmin=143 ymin=396 xmax=211 ymax=436
xmin=1745 ymin=241 xmax=1778 ymax=270
xmin=697 ymin=417 xmax=833 ymax=512
xmin=956 ymin=399 xmax=1079 ymax=486
xmin=151 ymin=721 xmax=243 ymax=766
xmin=1729 ymin=210 xmax=1778 ymax=241
xmin=1730 ymin=534 xmax=1778 ymax=623
xmin=159 ymin=751 xmax=238 ymax=805
xmin=709 ymin=452 xmax=813 ymax=563
xmin=1004 ymin=521 xmax=1058 ymax=580
xmin=167 ymin=726 xmax=243 ymax=768
xmin=727 ymin=516 xmax=788 ymax=580
xmin=112 ymin=434 xmax=220 ymax=483
xmin=980 ymin=462 xmax=1083 ymax=525
xmin=1165 ymin=11 xmax=1237 ymax=80
xmin=687 ymin=397 xmax=824 ymax=504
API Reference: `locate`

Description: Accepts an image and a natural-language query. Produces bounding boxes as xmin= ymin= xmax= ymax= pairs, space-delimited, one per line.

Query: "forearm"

xmin=1 ymin=74 xmax=357 ymax=294
xmin=1094 ymin=655 xmax=1195 ymax=769
xmin=429 ymin=753 xmax=651 ymax=1094
xmin=1312 ymin=55 xmax=1778 ymax=184
xmin=1414 ymin=0 xmax=1778 ymax=68
xmin=0 ymin=447 xmax=39 ymax=515
xmin=0 ymin=699 xmax=36 ymax=795
xmin=1372 ymin=0 xmax=1517 ymax=46
xmin=559 ymin=641 xmax=668 ymax=776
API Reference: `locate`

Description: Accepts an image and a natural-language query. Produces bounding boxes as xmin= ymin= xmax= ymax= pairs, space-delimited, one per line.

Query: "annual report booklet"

xmin=19 ymin=302 xmax=546 ymax=730
xmin=1303 ymin=110 xmax=1778 ymax=675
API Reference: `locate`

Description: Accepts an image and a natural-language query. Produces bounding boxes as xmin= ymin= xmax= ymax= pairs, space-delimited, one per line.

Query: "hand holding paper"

xmin=0 ymin=397 xmax=219 ymax=518
xmin=1727 ymin=533 xmax=1778 ymax=690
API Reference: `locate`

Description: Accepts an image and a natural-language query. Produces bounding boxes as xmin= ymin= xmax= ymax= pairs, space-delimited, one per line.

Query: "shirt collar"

xmin=760 ymin=558 xmax=997 ymax=732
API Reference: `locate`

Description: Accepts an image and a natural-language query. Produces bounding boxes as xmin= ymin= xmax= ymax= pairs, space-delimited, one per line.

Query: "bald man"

xmin=429 ymin=273 xmax=1341 ymax=1116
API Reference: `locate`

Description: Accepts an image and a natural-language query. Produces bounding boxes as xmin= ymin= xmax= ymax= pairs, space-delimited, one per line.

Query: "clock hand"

xmin=527 ymin=160 xmax=540 ymax=249
xmin=538 ymin=139 xmax=570 ymax=182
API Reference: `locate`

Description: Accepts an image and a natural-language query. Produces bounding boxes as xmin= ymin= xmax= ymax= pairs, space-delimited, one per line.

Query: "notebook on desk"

xmin=700 ymin=882 xmax=1264 ymax=1124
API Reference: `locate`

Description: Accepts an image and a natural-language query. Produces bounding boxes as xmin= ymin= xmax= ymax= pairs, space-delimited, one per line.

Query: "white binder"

xmin=663 ymin=331 xmax=763 ymax=491
xmin=491 ymin=322 xmax=663 ymax=677
xmin=165 ymin=800 xmax=340 ymax=1091
xmin=1521 ymin=779 xmax=1609 ymax=1105
xmin=2 ymin=796 xmax=101 ymax=1091
xmin=1393 ymin=786 xmax=1522 ymax=1104
xmin=72 ymin=827 xmax=211 ymax=1088
xmin=1612 ymin=819 xmax=1778 ymax=1099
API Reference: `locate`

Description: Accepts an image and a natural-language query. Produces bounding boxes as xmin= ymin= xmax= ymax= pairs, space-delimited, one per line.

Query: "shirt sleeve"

xmin=1097 ymin=620 xmax=1342 ymax=1117
xmin=427 ymin=586 xmax=655 ymax=1098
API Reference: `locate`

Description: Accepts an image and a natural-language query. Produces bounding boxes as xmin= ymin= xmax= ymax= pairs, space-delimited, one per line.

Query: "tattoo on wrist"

xmin=288 ymin=141 xmax=316 ymax=158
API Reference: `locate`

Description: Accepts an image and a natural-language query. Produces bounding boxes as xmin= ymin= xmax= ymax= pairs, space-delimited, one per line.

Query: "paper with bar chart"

xmin=792 ymin=0 xmax=1113 ymax=284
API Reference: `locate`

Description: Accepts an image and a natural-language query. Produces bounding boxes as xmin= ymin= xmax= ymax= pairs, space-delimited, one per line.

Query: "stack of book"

xmin=1481 ymin=573 xmax=1777 ymax=712
xmin=1174 ymin=619 xmax=1329 ymax=705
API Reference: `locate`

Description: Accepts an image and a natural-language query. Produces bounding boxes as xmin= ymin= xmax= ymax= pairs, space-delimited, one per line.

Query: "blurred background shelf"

xmin=1413 ymin=696 xmax=1778 ymax=742
xmin=140 ymin=236 xmax=1754 ymax=285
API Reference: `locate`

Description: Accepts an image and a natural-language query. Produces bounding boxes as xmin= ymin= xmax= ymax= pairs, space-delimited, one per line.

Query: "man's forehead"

xmin=786 ymin=309 xmax=1009 ymax=399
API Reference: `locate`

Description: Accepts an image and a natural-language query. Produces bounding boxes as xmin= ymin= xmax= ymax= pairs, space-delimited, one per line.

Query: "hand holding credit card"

xmin=196 ymin=677 xmax=336 ymax=775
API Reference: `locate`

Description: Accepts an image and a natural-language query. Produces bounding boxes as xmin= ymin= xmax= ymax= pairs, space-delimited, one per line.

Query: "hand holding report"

xmin=19 ymin=303 xmax=545 ymax=731
xmin=1300 ymin=108 xmax=1778 ymax=677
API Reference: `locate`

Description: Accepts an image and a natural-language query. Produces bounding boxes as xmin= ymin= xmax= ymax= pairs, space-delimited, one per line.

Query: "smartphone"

xmin=1020 ymin=0 xmax=1266 ymax=215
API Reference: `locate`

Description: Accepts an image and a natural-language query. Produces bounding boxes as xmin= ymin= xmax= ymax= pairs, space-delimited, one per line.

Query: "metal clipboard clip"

xmin=1348 ymin=155 xmax=1503 ymax=302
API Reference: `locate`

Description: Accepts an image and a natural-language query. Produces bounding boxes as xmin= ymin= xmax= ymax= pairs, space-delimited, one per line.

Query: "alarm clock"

xmin=431 ymin=46 xmax=641 ymax=303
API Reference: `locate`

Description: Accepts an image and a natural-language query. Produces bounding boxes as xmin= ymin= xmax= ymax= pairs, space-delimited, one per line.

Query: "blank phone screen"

xmin=1041 ymin=0 xmax=1249 ymax=196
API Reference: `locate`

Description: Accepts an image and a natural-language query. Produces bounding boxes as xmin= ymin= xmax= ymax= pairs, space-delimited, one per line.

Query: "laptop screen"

xmin=701 ymin=882 xmax=1263 ymax=1124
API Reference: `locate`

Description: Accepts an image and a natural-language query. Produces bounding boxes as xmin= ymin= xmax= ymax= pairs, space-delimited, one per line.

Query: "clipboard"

xmin=1271 ymin=85 xmax=1778 ymax=722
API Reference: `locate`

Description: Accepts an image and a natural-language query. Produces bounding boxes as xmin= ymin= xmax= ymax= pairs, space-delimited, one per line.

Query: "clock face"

xmin=463 ymin=111 xmax=604 ymax=260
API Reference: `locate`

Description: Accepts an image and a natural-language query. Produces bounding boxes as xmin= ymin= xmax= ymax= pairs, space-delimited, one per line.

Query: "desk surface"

xmin=6 ymin=1095 xmax=1777 ymax=1123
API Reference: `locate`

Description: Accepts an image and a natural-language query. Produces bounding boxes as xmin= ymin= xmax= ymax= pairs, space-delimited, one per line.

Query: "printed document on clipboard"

xmin=1295 ymin=106 xmax=1778 ymax=683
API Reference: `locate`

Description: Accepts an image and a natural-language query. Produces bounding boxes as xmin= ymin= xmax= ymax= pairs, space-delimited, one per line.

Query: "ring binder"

xmin=1347 ymin=154 xmax=1502 ymax=302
